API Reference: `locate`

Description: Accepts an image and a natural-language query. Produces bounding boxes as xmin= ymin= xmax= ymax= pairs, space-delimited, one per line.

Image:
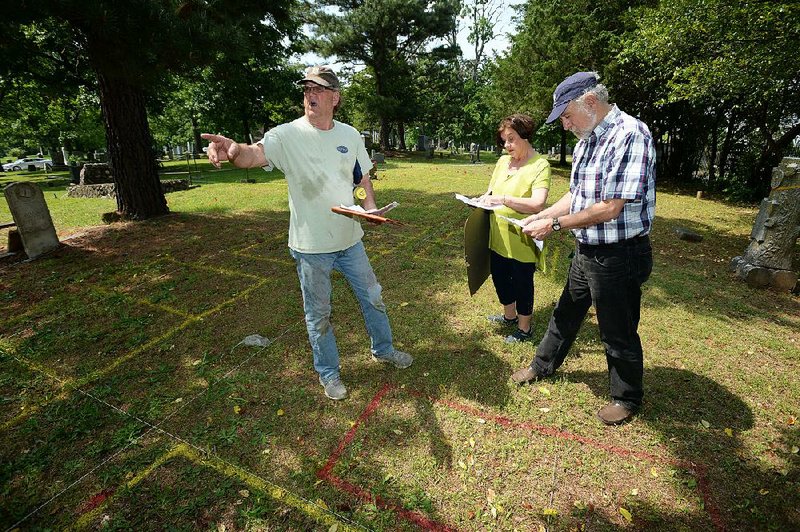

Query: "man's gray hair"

xmin=577 ymin=78 xmax=609 ymax=105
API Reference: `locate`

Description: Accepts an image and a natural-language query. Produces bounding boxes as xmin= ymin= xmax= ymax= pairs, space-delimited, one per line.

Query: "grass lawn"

xmin=1 ymin=152 xmax=798 ymax=530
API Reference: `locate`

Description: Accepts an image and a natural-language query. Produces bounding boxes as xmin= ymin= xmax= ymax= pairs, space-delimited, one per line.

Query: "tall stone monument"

xmin=4 ymin=182 xmax=60 ymax=259
xmin=730 ymin=157 xmax=800 ymax=291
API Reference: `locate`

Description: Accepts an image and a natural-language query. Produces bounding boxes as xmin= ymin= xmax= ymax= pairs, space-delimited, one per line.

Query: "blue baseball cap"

xmin=545 ymin=72 xmax=599 ymax=124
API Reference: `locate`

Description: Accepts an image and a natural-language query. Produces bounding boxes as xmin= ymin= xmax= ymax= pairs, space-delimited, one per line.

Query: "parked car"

xmin=2 ymin=157 xmax=53 ymax=171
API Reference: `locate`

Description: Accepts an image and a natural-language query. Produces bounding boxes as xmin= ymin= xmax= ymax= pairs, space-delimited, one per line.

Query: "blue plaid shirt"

xmin=569 ymin=105 xmax=656 ymax=245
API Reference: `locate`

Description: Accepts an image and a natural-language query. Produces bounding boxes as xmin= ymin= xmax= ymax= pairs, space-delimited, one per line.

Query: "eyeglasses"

xmin=302 ymin=85 xmax=331 ymax=95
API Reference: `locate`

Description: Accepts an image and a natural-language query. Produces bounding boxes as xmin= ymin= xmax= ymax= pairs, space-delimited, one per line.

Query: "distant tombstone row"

xmin=730 ymin=157 xmax=800 ymax=291
xmin=3 ymin=182 xmax=59 ymax=259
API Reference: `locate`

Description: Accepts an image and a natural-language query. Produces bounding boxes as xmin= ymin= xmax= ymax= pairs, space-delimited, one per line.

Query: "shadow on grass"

xmin=565 ymin=365 xmax=798 ymax=529
xmin=1 ymin=185 xmax=798 ymax=530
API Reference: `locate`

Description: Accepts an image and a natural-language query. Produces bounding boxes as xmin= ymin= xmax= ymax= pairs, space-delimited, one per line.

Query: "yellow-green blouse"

xmin=487 ymin=153 xmax=551 ymax=264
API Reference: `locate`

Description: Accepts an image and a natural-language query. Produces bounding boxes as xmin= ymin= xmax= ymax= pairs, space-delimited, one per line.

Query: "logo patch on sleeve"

xmin=336 ymin=145 xmax=349 ymax=153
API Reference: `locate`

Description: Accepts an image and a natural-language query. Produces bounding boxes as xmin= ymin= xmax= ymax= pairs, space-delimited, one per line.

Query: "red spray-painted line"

xmin=317 ymin=383 xmax=456 ymax=531
xmin=77 ymin=488 xmax=115 ymax=515
xmin=413 ymin=390 xmax=725 ymax=532
xmin=324 ymin=473 xmax=457 ymax=532
xmin=319 ymin=384 xmax=724 ymax=532
xmin=317 ymin=382 xmax=393 ymax=480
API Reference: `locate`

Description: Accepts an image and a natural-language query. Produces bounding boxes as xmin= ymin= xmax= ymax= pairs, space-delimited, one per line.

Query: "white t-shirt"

xmin=260 ymin=117 xmax=374 ymax=253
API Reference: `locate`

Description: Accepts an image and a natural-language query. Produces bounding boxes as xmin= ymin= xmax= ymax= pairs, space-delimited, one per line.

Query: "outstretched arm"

xmin=200 ymin=133 xmax=268 ymax=169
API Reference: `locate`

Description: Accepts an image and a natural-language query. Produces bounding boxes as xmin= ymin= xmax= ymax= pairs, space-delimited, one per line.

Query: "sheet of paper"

xmin=496 ymin=214 xmax=544 ymax=251
xmin=340 ymin=201 xmax=399 ymax=216
xmin=455 ymin=193 xmax=502 ymax=211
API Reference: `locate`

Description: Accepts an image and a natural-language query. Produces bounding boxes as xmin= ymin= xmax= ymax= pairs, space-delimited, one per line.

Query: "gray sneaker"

xmin=319 ymin=376 xmax=347 ymax=400
xmin=372 ymin=350 xmax=413 ymax=369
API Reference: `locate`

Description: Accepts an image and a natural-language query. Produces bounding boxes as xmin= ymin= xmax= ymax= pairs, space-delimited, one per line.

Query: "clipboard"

xmin=331 ymin=206 xmax=404 ymax=225
xmin=464 ymin=207 xmax=490 ymax=295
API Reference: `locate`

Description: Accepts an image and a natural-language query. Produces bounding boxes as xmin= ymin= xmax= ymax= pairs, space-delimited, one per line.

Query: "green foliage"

xmin=2 ymin=157 xmax=799 ymax=530
xmin=616 ymin=0 xmax=800 ymax=198
xmin=308 ymin=0 xmax=459 ymax=148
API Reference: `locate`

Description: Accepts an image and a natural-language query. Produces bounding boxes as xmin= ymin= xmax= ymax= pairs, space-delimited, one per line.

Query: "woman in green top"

xmin=477 ymin=114 xmax=551 ymax=342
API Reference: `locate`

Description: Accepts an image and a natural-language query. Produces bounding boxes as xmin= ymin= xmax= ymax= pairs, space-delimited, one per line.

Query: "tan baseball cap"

xmin=296 ymin=65 xmax=340 ymax=89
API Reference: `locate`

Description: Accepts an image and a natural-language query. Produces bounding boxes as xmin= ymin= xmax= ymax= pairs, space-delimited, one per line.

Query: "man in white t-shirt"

xmin=201 ymin=66 xmax=412 ymax=401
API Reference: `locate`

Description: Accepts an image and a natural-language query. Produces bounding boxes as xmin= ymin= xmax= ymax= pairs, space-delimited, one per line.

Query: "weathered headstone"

xmin=4 ymin=182 xmax=60 ymax=259
xmin=730 ymin=157 xmax=800 ymax=291
xmin=80 ymin=163 xmax=113 ymax=185
xmin=371 ymin=150 xmax=385 ymax=164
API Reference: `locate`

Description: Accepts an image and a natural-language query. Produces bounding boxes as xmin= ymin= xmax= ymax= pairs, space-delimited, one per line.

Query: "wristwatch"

xmin=551 ymin=217 xmax=561 ymax=231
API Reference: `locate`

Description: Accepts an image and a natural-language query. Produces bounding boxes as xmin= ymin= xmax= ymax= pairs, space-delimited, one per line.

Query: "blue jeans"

xmin=532 ymin=236 xmax=653 ymax=409
xmin=290 ymin=241 xmax=394 ymax=383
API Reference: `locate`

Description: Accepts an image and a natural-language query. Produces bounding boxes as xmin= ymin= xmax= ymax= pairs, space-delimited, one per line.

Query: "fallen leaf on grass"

xmin=542 ymin=508 xmax=558 ymax=516
xmin=490 ymin=506 xmax=497 ymax=518
xmin=392 ymin=429 xmax=403 ymax=435
xmin=788 ymin=416 xmax=796 ymax=426
xmin=759 ymin=488 xmax=769 ymax=495
xmin=277 ymin=408 xmax=284 ymax=416
xmin=650 ymin=467 xmax=659 ymax=478
xmin=486 ymin=488 xmax=496 ymax=503
xmin=620 ymin=507 xmax=633 ymax=522
xmin=630 ymin=488 xmax=638 ymax=496
xmin=233 ymin=405 xmax=241 ymax=415
xmin=400 ymin=302 xmax=409 ymax=307
xmin=329 ymin=525 xmax=339 ymax=532
xmin=700 ymin=419 xmax=710 ymax=428
xmin=538 ymin=407 xmax=550 ymax=413
xmin=458 ymin=460 xmax=467 ymax=470
xmin=239 ymin=489 xmax=249 ymax=498
xmin=537 ymin=386 xmax=550 ymax=396
xmin=791 ymin=446 xmax=799 ymax=454
xmin=469 ymin=437 xmax=475 ymax=448
xmin=724 ymin=428 xmax=733 ymax=437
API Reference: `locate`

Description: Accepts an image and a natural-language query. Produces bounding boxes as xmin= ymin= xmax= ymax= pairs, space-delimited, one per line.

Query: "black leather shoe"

xmin=511 ymin=366 xmax=542 ymax=385
xmin=597 ymin=402 xmax=636 ymax=425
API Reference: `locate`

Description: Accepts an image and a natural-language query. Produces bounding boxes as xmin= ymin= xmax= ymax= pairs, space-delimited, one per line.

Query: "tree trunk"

xmin=379 ymin=116 xmax=391 ymax=150
xmin=708 ymin=111 xmax=720 ymax=187
xmin=397 ymin=122 xmax=406 ymax=150
xmin=97 ymin=72 xmax=168 ymax=220
xmin=242 ymin=111 xmax=251 ymax=144
xmin=191 ymin=114 xmax=202 ymax=155
xmin=559 ymin=128 xmax=567 ymax=166
xmin=748 ymin=121 xmax=800 ymax=198
xmin=718 ymin=108 xmax=739 ymax=182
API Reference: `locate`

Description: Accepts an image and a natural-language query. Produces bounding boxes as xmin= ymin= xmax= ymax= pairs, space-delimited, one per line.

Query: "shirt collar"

xmin=590 ymin=104 xmax=620 ymax=140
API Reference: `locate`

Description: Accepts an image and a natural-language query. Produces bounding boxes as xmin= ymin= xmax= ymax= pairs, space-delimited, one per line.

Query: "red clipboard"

xmin=331 ymin=206 xmax=404 ymax=225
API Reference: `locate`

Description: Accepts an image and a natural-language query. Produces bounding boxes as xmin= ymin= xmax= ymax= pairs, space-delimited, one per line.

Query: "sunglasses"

xmin=302 ymin=85 xmax=332 ymax=94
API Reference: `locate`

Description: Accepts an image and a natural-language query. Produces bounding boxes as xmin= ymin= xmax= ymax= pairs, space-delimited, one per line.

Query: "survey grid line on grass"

xmin=4 ymin=216 xmax=464 ymax=529
xmin=317 ymin=383 xmax=457 ymax=532
xmin=415 ymin=390 xmax=725 ymax=532
xmin=1 ymin=277 xmax=270 ymax=431
xmin=318 ymin=384 xmax=726 ymax=532
xmin=6 ymin=317 xmax=366 ymax=531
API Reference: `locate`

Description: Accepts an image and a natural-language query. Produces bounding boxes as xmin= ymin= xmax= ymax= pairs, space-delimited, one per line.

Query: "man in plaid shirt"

xmin=512 ymin=72 xmax=656 ymax=425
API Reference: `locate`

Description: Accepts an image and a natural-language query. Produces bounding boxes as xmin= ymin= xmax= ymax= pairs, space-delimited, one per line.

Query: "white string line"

xmin=7 ymin=320 xmax=368 ymax=532
xmin=6 ymin=219 xmax=462 ymax=530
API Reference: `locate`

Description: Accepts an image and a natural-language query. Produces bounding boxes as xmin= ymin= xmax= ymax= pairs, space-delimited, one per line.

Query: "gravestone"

xmin=4 ymin=182 xmax=60 ymax=259
xmin=80 ymin=163 xmax=113 ymax=185
xmin=371 ymin=150 xmax=385 ymax=164
xmin=730 ymin=157 xmax=800 ymax=291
